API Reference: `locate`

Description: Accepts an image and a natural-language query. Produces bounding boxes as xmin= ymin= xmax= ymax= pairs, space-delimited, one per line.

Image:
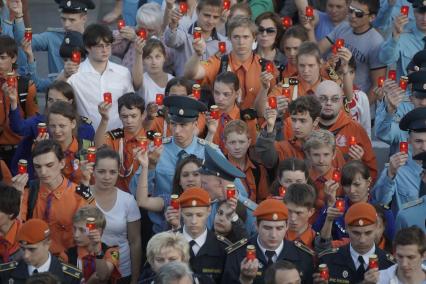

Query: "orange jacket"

xmin=62 ymin=137 xmax=82 ymax=185
xmin=0 ymin=220 xmax=22 ymax=262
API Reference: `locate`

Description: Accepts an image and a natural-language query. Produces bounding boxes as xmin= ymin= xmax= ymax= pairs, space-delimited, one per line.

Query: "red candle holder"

xmin=137 ymin=28 xmax=147 ymax=40
xmin=223 ymin=0 xmax=230 ymax=11
xmin=282 ymin=84 xmax=291 ymax=98
xmin=348 ymin=136 xmax=357 ymax=146
xmin=377 ymin=76 xmax=385 ymax=88
xmin=268 ymin=96 xmax=277 ymax=109
xmin=171 ymin=194 xmax=180 ymax=209
xmin=193 ymin=27 xmax=202 ymax=39
xmin=279 ymin=186 xmax=286 ymax=197
xmin=71 ymin=50 xmax=81 ymax=64
xmin=37 ymin=123 xmax=47 ymax=135
xmin=6 ymin=73 xmax=17 ymax=88
xmin=192 ymin=84 xmax=201 ymax=99
xmin=319 ymin=264 xmax=329 ymax=281
xmin=332 ymin=169 xmax=341 ymax=183
xmin=401 ymin=5 xmax=409 ymax=16
xmin=399 ymin=141 xmax=408 ymax=154
xmin=388 ymin=70 xmax=397 ymax=81
xmin=103 ymin=92 xmax=112 ymax=104
xmin=226 ymin=185 xmax=236 ymax=199
xmin=179 ymin=2 xmax=188 ymax=14
xmin=18 ymin=159 xmax=28 ymax=174
xmin=246 ymin=245 xmax=256 ymax=260
xmin=399 ymin=76 xmax=408 ymax=90
xmin=87 ymin=147 xmax=96 ymax=163
xmin=86 ymin=217 xmax=96 ymax=231
xmin=117 ymin=19 xmax=126 ymax=30
xmin=282 ymin=16 xmax=293 ymax=29
xmin=218 ymin=41 xmax=226 ymax=54
xmin=210 ymin=105 xmax=219 ymax=120
xmin=156 ymin=93 xmax=164 ymax=106
xmin=153 ymin=132 xmax=162 ymax=147
xmin=335 ymin=198 xmax=345 ymax=213
xmin=335 ymin=38 xmax=345 ymax=49
xmin=139 ymin=137 xmax=149 ymax=151
xmin=331 ymin=44 xmax=338 ymax=54
xmin=305 ymin=6 xmax=314 ymax=18
xmin=265 ymin=61 xmax=274 ymax=73
xmin=24 ymin=28 xmax=32 ymax=41
xmin=368 ymin=255 xmax=378 ymax=269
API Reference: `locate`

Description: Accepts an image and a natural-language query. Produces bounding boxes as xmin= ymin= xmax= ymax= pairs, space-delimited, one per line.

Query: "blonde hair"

xmin=303 ymin=129 xmax=336 ymax=153
xmin=227 ymin=15 xmax=257 ymax=38
xmin=73 ymin=206 xmax=106 ymax=230
xmin=224 ymin=119 xmax=249 ymax=140
xmin=146 ymin=232 xmax=190 ymax=265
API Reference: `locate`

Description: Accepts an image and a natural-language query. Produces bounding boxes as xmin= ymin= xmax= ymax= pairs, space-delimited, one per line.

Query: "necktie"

xmin=356 ymin=255 xmax=366 ymax=278
xmin=177 ymin=150 xmax=188 ymax=166
xmin=265 ymin=250 xmax=275 ymax=266
xmin=33 ymin=269 xmax=38 ymax=274
xmin=189 ymin=240 xmax=197 ymax=256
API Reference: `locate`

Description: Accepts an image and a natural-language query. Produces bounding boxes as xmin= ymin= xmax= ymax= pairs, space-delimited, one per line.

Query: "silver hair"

xmin=136 ymin=3 xmax=163 ymax=32
xmin=154 ymin=262 xmax=193 ymax=284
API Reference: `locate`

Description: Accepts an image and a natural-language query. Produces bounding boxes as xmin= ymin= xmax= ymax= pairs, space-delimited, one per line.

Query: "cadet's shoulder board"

xmin=401 ymin=198 xmax=423 ymax=210
xmin=0 ymin=261 xmax=17 ymax=272
xmin=241 ymin=198 xmax=258 ymax=211
xmin=288 ymin=77 xmax=299 ymax=85
xmin=80 ymin=116 xmax=92 ymax=125
xmin=215 ymin=233 xmax=233 ymax=246
xmin=225 ymin=238 xmax=248 ymax=254
xmin=386 ymin=253 xmax=396 ymax=264
xmin=318 ymin=247 xmax=339 ymax=258
xmin=46 ymin=27 xmax=65 ymax=33
xmin=197 ymin=138 xmax=219 ymax=149
xmin=107 ymin=128 xmax=124 ymax=140
xmin=75 ymin=184 xmax=95 ymax=204
xmin=294 ymin=241 xmax=315 ymax=256
xmin=163 ymin=137 xmax=172 ymax=144
xmin=61 ymin=263 xmax=82 ymax=279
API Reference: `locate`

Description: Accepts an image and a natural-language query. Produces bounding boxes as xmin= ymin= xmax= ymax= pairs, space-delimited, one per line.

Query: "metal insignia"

xmin=179 ymin=109 xmax=184 ymax=115
xmin=63 ymin=265 xmax=67 ymax=270
xmin=358 ymin=219 xmax=364 ymax=226
xmin=343 ymin=270 xmax=348 ymax=278
xmin=272 ymin=213 xmax=278 ymax=220
xmin=65 ymin=38 xmax=70 ymax=44
xmin=66 ymin=1 xmax=71 ymax=7
xmin=8 ymin=278 xmax=14 ymax=284
xmin=258 ymin=263 xmax=263 ymax=269
xmin=192 ymin=200 xmax=197 ymax=206
xmin=423 ymin=83 xmax=426 ymax=90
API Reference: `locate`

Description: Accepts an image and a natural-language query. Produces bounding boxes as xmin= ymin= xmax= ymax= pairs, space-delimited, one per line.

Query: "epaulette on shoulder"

xmin=386 ymin=253 xmax=396 ymax=264
xmin=241 ymin=198 xmax=258 ymax=211
xmin=225 ymin=238 xmax=248 ymax=255
xmin=107 ymin=128 xmax=124 ymax=140
xmin=80 ymin=116 xmax=92 ymax=125
xmin=75 ymin=184 xmax=95 ymax=204
xmin=318 ymin=247 xmax=339 ymax=258
xmin=61 ymin=262 xmax=82 ymax=279
xmin=402 ymin=198 xmax=423 ymax=210
xmin=0 ymin=261 xmax=17 ymax=272
xmin=294 ymin=241 xmax=315 ymax=256
xmin=215 ymin=233 xmax=233 ymax=246
xmin=46 ymin=27 xmax=65 ymax=33
xmin=197 ymin=138 xmax=219 ymax=149
xmin=163 ymin=137 xmax=172 ymax=144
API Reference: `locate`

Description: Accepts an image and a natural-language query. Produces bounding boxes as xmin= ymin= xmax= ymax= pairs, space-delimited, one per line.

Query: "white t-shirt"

xmin=97 ymin=189 xmax=141 ymax=277
xmin=347 ymin=89 xmax=371 ymax=138
xmin=142 ymin=72 xmax=174 ymax=104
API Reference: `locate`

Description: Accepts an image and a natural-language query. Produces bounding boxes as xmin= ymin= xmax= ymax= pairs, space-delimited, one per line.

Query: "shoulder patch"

xmin=0 ymin=261 xmax=17 ymax=272
xmin=215 ymin=233 xmax=233 ymax=246
xmin=80 ymin=116 xmax=92 ymax=125
xmin=294 ymin=241 xmax=315 ymax=256
xmin=46 ymin=27 xmax=65 ymax=33
xmin=318 ymin=247 xmax=339 ymax=258
xmin=225 ymin=238 xmax=248 ymax=255
xmin=402 ymin=198 xmax=423 ymax=210
xmin=163 ymin=137 xmax=172 ymax=144
xmin=197 ymin=138 xmax=219 ymax=149
xmin=75 ymin=184 xmax=95 ymax=204
xmin=62 ymin=262 xmax=82 ymax=279
xmin=386 ymin=253 xmax=396 ymax=264
xmin=107 ymin=128 xmax=124 ymax=140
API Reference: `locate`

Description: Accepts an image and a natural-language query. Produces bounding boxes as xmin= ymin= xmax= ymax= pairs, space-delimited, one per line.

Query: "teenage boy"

xmin=0 ymin=35 xmax=38 ymax=166
xmin=18 ymin=140 xmax=93 ymax=259
xmin=222 ymin=199 xmax=314 ymax=283
xmin=223 ymin=120 xmax=269 ymax=203
xmin=178 ymin=187 xmax=228 ymax=284
xmin=164 ymin=0 xmax=229 ymax=76
xmin=67 ymin=23 xmax=134 ymax=131
xmin=283 ymin=183 xmax=317 ymax=249
xmin=95 ymin=92 xmax=146 ymax=192
xmin=66 ymin=206 xmax=121 ymax=282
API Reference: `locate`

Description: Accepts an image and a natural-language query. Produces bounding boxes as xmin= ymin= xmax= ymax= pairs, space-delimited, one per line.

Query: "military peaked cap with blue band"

xmin=164 ymin=95 xmax=207 ymax=123
xmin=407 ymin=0 xmax=426 ymax=8
xmin=399 ymin=107 xmax=426 ymax=132
xmin=60 ymin=31 xmax=85 ymax=59
xmin=55 ymin=0 xmax=95 ymax=13
xmin=408 ymin=71 xmax=426 ymax=98
xmin=199 ymin=145 xmax=245 ymax=181
xmin=408 ymin=50 xmax=426 ymax=71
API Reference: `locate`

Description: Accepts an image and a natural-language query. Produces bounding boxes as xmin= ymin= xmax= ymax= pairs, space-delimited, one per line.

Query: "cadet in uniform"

xmin=0 ymin=219 xmax=81 ymax=284
xmin=31 ymin=0 xmax=95 ymax=77
xmin=319 ymin=202 xmax=395 ymax=283
xmin=222 ymin=199 xmax=314 ymax=284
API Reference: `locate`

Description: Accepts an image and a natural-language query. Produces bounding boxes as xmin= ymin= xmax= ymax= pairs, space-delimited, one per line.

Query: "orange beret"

xmin=253 ymin=199 xmax=288 ymax=221
xmin=17 ymin=219 xmax=50 ymax=245
xmin=178 ymin=187 xmax=211 ymax=208
xmin=344 ymin=202 xmax=377 ymax=227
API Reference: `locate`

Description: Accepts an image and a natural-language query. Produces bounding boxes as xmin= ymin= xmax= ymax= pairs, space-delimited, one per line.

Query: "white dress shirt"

xmin=257 ymin=237 xmax=284 ymax=263
xmin=350 ymin=244 xmax=376 ymax=270
xmin=28 ymin=253 xmax=52 ymax=276
xmin=182 ymin=227 xmax=208 ymax=256
xmin=68 ymin=59 xmax=134 ymax=130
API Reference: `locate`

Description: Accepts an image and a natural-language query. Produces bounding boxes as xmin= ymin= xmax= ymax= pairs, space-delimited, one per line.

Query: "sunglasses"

xmin=258 ymin=27 xmax=277 ymax=34
xmin=348 ymin=6 xmax=370 ymax=18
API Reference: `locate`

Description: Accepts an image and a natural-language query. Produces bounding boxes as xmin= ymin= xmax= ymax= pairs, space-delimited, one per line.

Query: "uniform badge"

xmin=192 ymin=200 xmax=197 ymax=206
xmin=358 ymin=219 xmax=364 ymax=226
xmin=67 ymin=1 xmax=71 ymax=7
xmin=258 ymin=263 xmax=263 ymax=269
xmin=73 ymin=159 xmax=79 ymax=170
xmin=8 ymin=279 xmax=14 ymax=284
xmin=342 ymin=270 xmax=348 ymax=278
xmin=179 ymin=109 xmax=184 ymax=115
xmin=272 ymin=213 xmax=278 ymax=220
xmin=65 ymin=37 xmax=70 ymax=44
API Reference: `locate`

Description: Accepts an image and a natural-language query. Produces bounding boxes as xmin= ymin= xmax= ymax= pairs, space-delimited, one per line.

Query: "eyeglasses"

xmin=318 ymin=96 xmax=341 ymax=103
xmin=348 ymin=6 xmax=370 ymax=18
xmin=258 ymin=27 xmax=277 ymax=34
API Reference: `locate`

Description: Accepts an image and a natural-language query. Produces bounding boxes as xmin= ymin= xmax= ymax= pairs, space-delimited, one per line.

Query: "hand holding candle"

xmin=117 ymin=19 xmax=126 ymax=30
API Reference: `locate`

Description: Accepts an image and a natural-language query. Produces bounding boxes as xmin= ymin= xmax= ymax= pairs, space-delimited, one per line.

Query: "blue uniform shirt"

xmin=372 ymin=158 xmax=422 ymax=214
xmin=32 ymin=28 xmax=66 ymax=76
xmin=374 ymin=0 xmax=416 ymax=37
xmin=395 ymin=196 xmax=426 ymax=233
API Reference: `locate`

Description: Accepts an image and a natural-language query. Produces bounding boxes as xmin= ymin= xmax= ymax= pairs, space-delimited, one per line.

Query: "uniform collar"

xmin=182 ymin=226 xmax=208 ymax=248
xmin=28 ymin=253 xmax=51 ymax=275
xmin=310 ymin=166 xmax=333 ymax=183
xmin=227 ymin=154 xmax=255 ymax=172
xmin=81 ymin=58 xmax=114 ymax=74
xmin=124 ymin=127 xmax=146 ymax=142
xmin=172 ymin=135 xmax=198 ymax=153
xmin=40 ymin=177 xmax=70 ymax=200
xmin=256 ymin=236 xmax=284 ymax=259
xmin=229 ymin=52 xmax=257 ymax=72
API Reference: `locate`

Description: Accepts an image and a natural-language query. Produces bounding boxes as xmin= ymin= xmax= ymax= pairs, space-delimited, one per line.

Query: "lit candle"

xmin=117 ymin=19 xmax=126 ymax=30
xmin=139 ymin=137 xmax=149 ymax=151
xmin=71 ymin=50 xmax=81 ymax=64
xmin=265 ymin=61 xmax=274 ymax=73
xmin=218 ymin=41 xmax=226 ymax=54
xmin=193 ymin=27 xmax=202 ymax=39
xmin=87 ymin=147 xmax=96 ymax=163
xmin=137 ymin=28 xmax=147 ymax=40
xmin=282 ymin=84 xmax=290 ymax=98
xmin=348 ymin=136 xmax=357 ymax=146
xmin=305 ymin=6 xmax=314 ymax=18
xmin=335 ymin=199 xmax=345 ymax=213
xmin=210 ymin=105 xmax=219 ymax=120
xmin=246 ymin=245 xmax=256 ymax=260
xmin=268 ymin=96 xmax=277 ymax=109
xmin=399 ymin=76 xmax=408 ymax=90
xmin=223 ymin=0 xmax=230 ymax=11
xmin=399 ymin=141 xmax=408 ymax=154
xmin=6 ymin=73 xmax=17 ymax=88
xmin=153 ymin=132 xmax=162 ymax=147
xmin=377 ymin=76 xmax=385 ymax=88
xmin=319 ymin=264 xmax=329 ymax=281
xmin=103 ymin=92 xmax=112 ymax=104
xmin=179 ymin=2 xmax=188 ymax=14
xmin=192 ymin=84 xmax=201 ymax=99
xmin=332 ymin=169 xmax=341 ymax=183
xmin=226 ymin=184 xmax=236 ymax=199
xmin=335 ymin=38 xmax=345 ymax=49
xmin=369 ymin=255 xmax=378 ymax=269
xmin=24 ymin=28 xmax=32 ymax=41
xmin=279 ymin=186 xmax=286 ymax=197
xmin=37 ymin=123 xmax=47 ymax=135
xmin=171 ymin=194 xmax=180 ymax=209
xmin=156 ymin=93 xmax=164 ymax=106
xmin=282 ymin=16 xmax=292 ymax=29
xmin=86 ymin=217 xmax=96 ymax=231
xmin=18 ymin=159 xmax=28 ymax=174
xmin=401 ymin=5 xmax=409 ymax=16
xmin=388 ymin=70 xmax=397 ymax=81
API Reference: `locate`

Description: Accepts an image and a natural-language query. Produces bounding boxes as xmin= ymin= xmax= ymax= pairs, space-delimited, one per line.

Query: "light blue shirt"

xmin=32 ymin=28 xmax=66 ymax=76
xmin=374 ymin=0 xmax=416 ymax=37
xmin=395 ymin=196 xmax=426 ymax=233
xmin=375 ymin=99 xmax=413 ymax=156
xmin=372 ymin=158 xmax=422 ymax=214
xmin=315 ymin=11 xmax=338 ymax=41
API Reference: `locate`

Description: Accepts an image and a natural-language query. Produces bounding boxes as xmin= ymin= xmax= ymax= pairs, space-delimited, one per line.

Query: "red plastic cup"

xmin=268 ymin=96 xmax=277 ymax=109
xmin=137 ymin=28 xmax=147 ymax=40
xmin=218 ymin=41 xmax=226 ymax=54
xmin=117 ymin=19 xmax=126 ymax=30
xmin=305 ymin=6 xmax=314 ymax=17
xmin=156 ymin=93 xmax=164 ymax=106
xmin=282 ymin=16 xmax=293 ymax=29
xmin=18 ymin=159 xmax=28 ymax=174
xmin=103 ymin=92 xmax=112 ymax=104
xmin=179 ymin=2 xmax=188 ymax=14
xmin=71 ymin=50 xmax=81 ymax=64
xmin=401 ymin=5 xmax=409 ymax=16
xmin=399 ymin=142 xmax=408 ymax=154
xmin=377 ymin=76 xmax=385 ymax=88
xmin=388 ymin=70 xmax=397 ymax=81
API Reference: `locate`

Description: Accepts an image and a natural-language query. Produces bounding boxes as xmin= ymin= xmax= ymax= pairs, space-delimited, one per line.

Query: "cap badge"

xmin=179 ymin=109 xmax=184 ymax=115
xmin=272 ymin=213 xmax=278 ymax=220
xmin=358 ymin=219 xmax=364 ymax=226
xmin=67 ymin=1 xmax=71 ymax=7
xmin=65 ymin=38 xmax=70 ymax=44
xmin=342 ymin=270 xmax=348 ymax=278
xmin=423 ymin=83 xmax=426 ymax=90
xmin=192 ymin=200 xmax=197 ymax=207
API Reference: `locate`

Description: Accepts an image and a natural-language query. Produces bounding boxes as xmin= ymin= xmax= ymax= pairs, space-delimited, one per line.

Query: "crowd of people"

xmin=0 ymin=0 xmax=425 ymax=283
